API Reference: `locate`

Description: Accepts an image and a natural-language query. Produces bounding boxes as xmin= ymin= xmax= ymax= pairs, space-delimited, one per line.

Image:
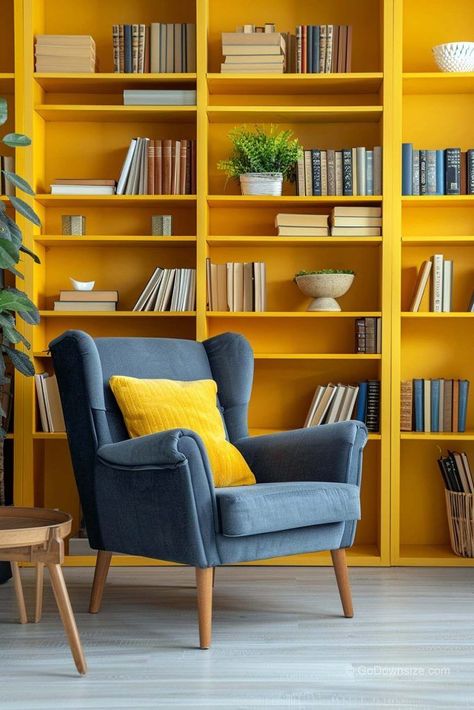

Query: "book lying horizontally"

xmin=221 ymin=31 xmax=286 ymax=73
xmin=304 ymin=379 xmax=380 ymax=432
xmin=355 ymin=317 xmax=382 ymax=354
xmin=275 ymin=213 xmax=329 ymax=236
xmin=50 ymin=179 xmax=116 ymax=196
xmin=206 ymin=259 xmax=266 ymax=312
xmin=400 ymin=378 xmax=470 ymax=433
xmin=54 ymin=290 xmax=118 ymax=312
xmin=0 ymin=155 xmax=14 ymax=196
xmin=409 ymin=254 xmax=453 ymax=312
xmin=117 ymin=138 xmax=196 ymax=195
xmin=133 ymin=267 xmax=196 ymax=312
xmin=112 ymin=23 xmax=196 ymax=73
xmin=330 ymin=206 xmax=382 ymax=236
xmin=297 ymin=147 xmax=382 ymax=197
xmin=402 ymin=144 xmax=474 ymax=195
xmin=123 ymin=89 xmax=196 ymax=105
xmin=438 ymin=450 xmax=474 ymax=493
xmin=35 ymin=373 xmax=66 ymax=432
xmin=35 ymin=35 xmax=96 ymax=73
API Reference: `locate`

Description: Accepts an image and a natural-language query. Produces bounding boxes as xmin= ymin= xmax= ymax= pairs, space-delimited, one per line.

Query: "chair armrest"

xmin=236 ymin=421 xmax=368 ymax=486
xmin=97 ymin=429 xmax=189 ymax=469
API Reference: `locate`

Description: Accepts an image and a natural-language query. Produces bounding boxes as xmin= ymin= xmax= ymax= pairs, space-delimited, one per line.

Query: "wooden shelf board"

xmin=207 ymin=236 xmax=383 ymax=246
xmin=35 ymin=104 xmax=197 ymax=123
xmin=402 ymin=236 xmax=474 ymax=246
xmin=39 ymin=310 xmax=196 ymax=317
xmin=207 ymin=311 xmax=381 ymax=318
xmin=34 ymin=235 xmax=196 ymax=247
xmin=402 ymin=195 xmax=474 ymax=207
xmin=207 ymin=105 xmax=383 ymax=124
xmin=208 ymin=195 xmax=382 ymax=208
xmin=35 ymin=194 xmax=196 ymax=207
xmin=403 ymin=72 xmax=474 ymax=95
xmin=254 ymin=353 xmax=381 ymax=360
xmin=34 ymin=72 xmax=197 ymax=93
xmin=401 ymin=432 xmax=474 ymax=441
xmin=33 ymin=432 xmax=66 ymax=439
xmin=207 ymin=73 xmax=384 ymax=96
xmin=398 ymin=545 xmax=474 ymax=566
xmin=402 ymin=312 xmax=473 ymax=318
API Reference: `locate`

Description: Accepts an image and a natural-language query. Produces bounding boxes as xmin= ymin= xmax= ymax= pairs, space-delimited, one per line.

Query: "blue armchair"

xmin=50 ymin=330 xmax=367 ymax=649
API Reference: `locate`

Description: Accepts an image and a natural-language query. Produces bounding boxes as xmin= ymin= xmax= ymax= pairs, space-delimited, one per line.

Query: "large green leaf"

xmin=20 ymin=243 xmax=41 ymax=264
xmin=0 ymin=315 xmax=30 ymax=348
xmin=3 ymin=215 xmax=22 ymax=247
xmin=0 ymin=237 xmax=19 ymax=270
xmin=0 ymin=287 xmax=37 ymax=313
xmin=2 ymin=345 xmax=35 ymax=376
xmin=10 ymin=196 xmax=41 ymax=227
xmin=18 ymin=308 xmax=40 ymax=325
xmin=0 ymin=219 xmax=11 ymax=239
xmin=2 ymin=133 xmax=31 ymax=148
xmin=2 ymin=171 xmax=35 ymax=196
xmin=0 ymin=97 xmax=7 ymax=126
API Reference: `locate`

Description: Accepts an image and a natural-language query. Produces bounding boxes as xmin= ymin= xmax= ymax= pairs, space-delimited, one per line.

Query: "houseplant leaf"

xmin=10 ymin=196 xmax=41 ymax=226
xmin=2 ymin=171 xmax=35 ymax=196
xmin=2 ymin=133 xmax=31 ymax=147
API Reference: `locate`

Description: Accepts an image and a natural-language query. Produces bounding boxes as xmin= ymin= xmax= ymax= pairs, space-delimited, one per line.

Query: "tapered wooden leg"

xmin=47 ymin=563 xmax=87 ymax=675
xmin=89 ymin=550 xmax=112 ymax=614
xmin=11 ymin=562 xmax=28 ymax=624
xmin=195 ymin=567 xmax=213 ymax=649
xmin=331 ymin=549 xmax=354 ymax=618
xmin=212 ymin=567 xmax=216 ymax=588
xmin=35 ymin=563 xmax=44 ymax=623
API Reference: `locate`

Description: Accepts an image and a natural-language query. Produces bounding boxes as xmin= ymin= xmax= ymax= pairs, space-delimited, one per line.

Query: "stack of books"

xmin=330 ymin=206 xmax=382 ymax=236
xmin=35 ymin=373 xmax=66 ymax=432
xmin=50 ymin=179 xmax=116 ymax=196
xmin=0 ymin=156 xmax=14 ymax=196
xmin=275 ymin=213 xmax=329 ymax=236
xmin=400 ymin=378 xmax=470 ymax=433
xmin=297 ymin=146 xmax=383 ymax=196
xmin=112 ymin=23 xmax=196 ymax=73
xmin=117 ymin=138 xmax=196 ymax=195
xmin=206 ymin=259 xmax=266 ymax=312
xmin=295 ymin=25 xmax=352 ymax=73
xmin=304 ymin=379 xmax=380 ymax=432
xmin=54 ymin=290 xmax=119 ymax=312
xmin=402 ymin=144 xmax=474 ymax=195
xmin=123 ymin=89 xmax=196 ymax=105
xmin=133 ymin=267 xmax=196 ymax=312
xmin=438 ymin=450 xmax=474 ymax=493
xmin=35 ymin=35 xmax=96 ymax=73
xmin=355 ymin=317 xmax=382 ymax=354
xmin=409 ymin=254 xmax=453 ymax=312
xmin=221 ymin=31 xmax=286 ymax=73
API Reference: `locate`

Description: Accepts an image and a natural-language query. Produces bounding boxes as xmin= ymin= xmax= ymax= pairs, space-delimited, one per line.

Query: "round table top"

xmin=0 ymin=506 xmax=72 ymax=548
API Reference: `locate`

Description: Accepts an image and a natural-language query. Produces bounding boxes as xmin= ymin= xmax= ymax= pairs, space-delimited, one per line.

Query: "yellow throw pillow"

xmin=109 ymin=376 xmax=256 ymax=488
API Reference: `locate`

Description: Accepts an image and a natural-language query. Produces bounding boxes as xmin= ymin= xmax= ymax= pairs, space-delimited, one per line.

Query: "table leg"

xmin=47 ymin=563 xmax=87 ymax=675
xmin=11 ymin=562 xmax=28 ymax=624
xmin=35 ymin=563 xmax=44 ymax=623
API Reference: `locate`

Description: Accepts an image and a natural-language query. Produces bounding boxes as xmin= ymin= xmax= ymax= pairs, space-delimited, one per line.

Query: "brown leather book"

xmin=338 ymin=26 xmax=347 ymax=72
xmin=191 ymin=140 xmax=196 ymax=194
xmin=144 ymin=25 xmax=150 ymax=73
xmin=185 ymin=140 xmax=192 ymax=194
xmin=155 ymin=139 xmax=162 ymax=195
xmin=171 ymin=140 xmax=181 ymax=195
xmin=345 ymin=26 xmax=352 ymax=72
xmin=331 ymin=26 xmax=339 ymax=73
xmin=179 ymin=141 xmax=187 ymax=195
xmin=400 ymin=380 xmax=413 ymax=431
xmin=147 ymin=139 xmax=154 ymax=195
xmin=163 ymin=139 xmax=172 ymax=194
xmin=443 ymin=379 xmax=453 ymax=432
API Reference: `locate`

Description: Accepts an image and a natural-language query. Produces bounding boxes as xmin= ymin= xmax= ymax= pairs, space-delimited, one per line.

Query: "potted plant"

xmin=217 ymin=125 xmax=302 ymax=196
xmin=294 ymin=269 xmax=355 ymax=312
xmin=0 ymin=96 xmax=41 ymax=584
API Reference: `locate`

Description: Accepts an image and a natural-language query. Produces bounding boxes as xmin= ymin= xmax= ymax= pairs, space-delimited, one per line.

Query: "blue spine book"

xmin=402 ymin=143 xmax=413 ymax=195
xmin=431 ymin=379 xmax=440 ymax=432
xmin=307 ymin=25 xmax=313 ymax=73
xmin=313 ymin=26 xmax=320 ymax=73
xmin=366 ymin=150 xmax=374 ymax=196
xmin=436 ymin=149 xmax=445 ymax=195
xmin=355 ymin=381 xmax=368 ymax=423
xmin=458 ymin=380 xmax=470 ymax=433
xmin=413 ymin=378 xmax=424 ymax=432
xmin=124 ymin=25 xmax=132 ymax=73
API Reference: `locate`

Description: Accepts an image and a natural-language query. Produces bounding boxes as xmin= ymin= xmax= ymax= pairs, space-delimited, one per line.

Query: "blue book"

xmin=355 ymin=381 xmax=368 ymax=423
xmin=431 ymin=379 xmax=440 ymax=432
xmin=458 ymin=380 xmax=470 ymax=433
xmin=413 ymin=379 xmax=424 ymax=432
xmin=402 ymin=143 xmax=413 ymax=195
xmin=124 ymin=25 xmax=132 ymax=73
xmin=435 ymin=149 xmax=445 ymax=195
xmin=313 ymin=26 xmax=320 ymax=73
xmin=366 ymin=150 xmax=374 ymax=196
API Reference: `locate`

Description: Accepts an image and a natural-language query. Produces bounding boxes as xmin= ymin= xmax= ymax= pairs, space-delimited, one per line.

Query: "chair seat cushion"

xmin=216 ymin=481 xmax=360 ymax=537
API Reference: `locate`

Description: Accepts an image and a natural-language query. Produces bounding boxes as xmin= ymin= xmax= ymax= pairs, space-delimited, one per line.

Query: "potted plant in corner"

xmin=218 ymin=125 xmax=302 ymax=196
xmin=0 ymin=96 xmax=41 ymax=584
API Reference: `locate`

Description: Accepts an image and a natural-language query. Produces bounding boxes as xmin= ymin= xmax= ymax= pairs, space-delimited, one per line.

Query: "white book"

xmin=157 ymin=269 xmax=176 ymax=311
xmin=125 ymin=137 xmax=142 ymax=195
xmin=150 ymin=23 xmax=161 ymax=72
xmin=153 ymin=269 xmax=172 ymax=311
xmin=133 ymin=266 xmax=163 ymax=311
xmin=35 ymin=373 xmax=50 ymax=432
xmin=340 ymin=385 xmax=360 ymax=421
xmin=430 ymin=254 xmax=444 ymax=312
xmin=442 ymin=259 xmax=453 ymax=313
xmin=304 ymin=385 xmax=325 ymax=427
xmin=356 ymin=147 xmax=366 ymax=195
xmin=50 ymin=185 xmax=115 ymax=195
xmin=116 ymin=139 xmax=137 ymax=195
xmin=187 ymin=269 xmax=196 ymax=311
xmin=123 ymin=90 xmax=196 ymax=105
xmin=227 ymin=262 xmax=234 ymax=311
xmin=325 ymin=385 xmax=346 ymax=424
xmin=43 ymin=374 xmax=66 ymax=432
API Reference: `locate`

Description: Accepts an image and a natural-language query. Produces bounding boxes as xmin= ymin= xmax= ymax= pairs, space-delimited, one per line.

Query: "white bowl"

xmin=432 ymin=42 xmax=474 ymax=72
xmin=70 ymin=277 xmax=95 ymax=291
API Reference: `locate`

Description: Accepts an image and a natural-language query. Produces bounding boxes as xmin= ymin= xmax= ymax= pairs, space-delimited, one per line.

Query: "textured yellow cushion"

xmin=109 ymin=376 xmax=256 ymax=488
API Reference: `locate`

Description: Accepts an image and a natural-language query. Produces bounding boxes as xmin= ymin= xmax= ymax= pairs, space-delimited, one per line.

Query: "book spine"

xmin=342 ymin=149 xmax=352 ymax=196
xmin=356 ymin=147 xmax=366 ymax=195
xmin=366 ymin=380 xmax=380 ymax=432
xmin=355 ymin=318 xmax=366 ymax=353
xmin=147 ymin=140 xmax=154 ymax=195
xmin=373 ymin=146 xmax=382 ymax=195
xmin=311 ymin=149 xmax=322 ymax=196
xmin=400 ymin=380 xmax=413 ymax=432
xmin=412 ymin=149 xmax=420 ymax=195
xmin=458 ymin=380 xmax=470 ymax=433
xmin=426 ymin=150 xmax=437 ymax=195
xmin=118 ymin=25 xmax=125 ymax=73
xmin=402 ymin=143 xmax=413 ymax=196
xmin=365 ymin=317 xmax=376 ymax=354
xmin=442 ymin=259 xmax=453 ymax=313
xmin=430 ymin=254 xmax=444 ymax=312
xmin=296 ymin=26 xmax=302 ymax=73
xmin=296 ymin=156 xmax=305 ymax=195
xmin=326 ymin=149 xmax=336 ymax=196
xmin=313 ymin=26 xmax=320 ymax=73
xmin=365 ymin=150 xmax=374 ymax=196
xmin=355 ymin=381 xmax=368 ymax=423
xmin=431 ymin=379 xmax=440 ymax=432
xmin=124 ymin=25 xmax=132 ymax=73
xmin=304 ymin=150 xmax=312 ymax=196
xmin=445 ymin=148 xmax=461 ymax=195
xmin=335 ymin=151 xmax=343 ymax=196
xmin=112 ymin=25 xmax=120 ymax=72
xmin=468 ymin=149 xmax=474 ymax=194
xmin=461 ymin=150 xmax=467 ymax=194
xmin=413 ymin=379 xmax=424 ymax=432
xmin=419 ymin=149 xmax=427 ymax=195
xmin=319 ymin=25 xmax=327 ymax=73
xmin=138 ymin=24 xmax=145 ymax=73
xmin=307 ymin=25 xmax=313 ymax=73
xmin=435 ymin=149 xmax=444 ymax=195
xmin=325 ymin=24 xmax=333 ymax=74
xmin=132 ymin=24 xmax=139 ymax=73
xmin=320 ymin=151 xmax=327 ymax=195
xmin=301 ymin=25 xmax=307 ymax=73
xmin=423 ymin=379 xmax=431 ymax=433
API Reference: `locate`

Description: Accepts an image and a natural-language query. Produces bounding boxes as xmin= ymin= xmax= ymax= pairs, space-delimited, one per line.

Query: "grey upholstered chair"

xmin=50 ymin=330 xmax=367 ymax=649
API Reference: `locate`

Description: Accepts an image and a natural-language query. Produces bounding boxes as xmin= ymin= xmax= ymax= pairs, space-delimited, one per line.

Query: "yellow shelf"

xmin=0 ymin=73 xmax=14 ymax=92
xmin=34 ymin=235 xmax=196 ymax=247
xmin=207 ymin=311 xmax=382 ymax=318
xmin=208 ymin=195 xmax=383 ymax=207
xmin=34 ymin=104 xmax=197 ymax=123
xmin=207 ymin=72 xmax=384 ymax=95
xmin=33 ymin=432 xmax=66 ymax=439
xmin=402 ymin=236 xmax=474 ymax=246
xmin=403 ymin=72 xmax=474 ymax=95
xmin=401 ymin=432 xmax=474 ymax=441
xmin=207 ymin=105 xmax=383 ymax=124
xmin=34 ymin=72 xmax=197 ymax=93
xmin=398 ymin=545 xmax=474 ymax=567
xmin=401 ymin=312 xmax=474 ymax=318
xmin=208 ymin=236 xmax=382 ymax=246
xmin=35 ymin=194 xmax=196 ymax=207
xmin=254 ymin=353 xmax=381 ymax=360
xmin=39 ymin=310 xmax=196 ymax=317
xmin=402 ymin=196 xmax=474 ymax=207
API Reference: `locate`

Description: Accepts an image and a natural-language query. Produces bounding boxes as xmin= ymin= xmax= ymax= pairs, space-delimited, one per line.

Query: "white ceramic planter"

xmin=239 ymin=172 xmax=283 ymax=196
xmin=432 ymin=42 xmax=474 ymax=72
xmin=295 ymin=273 xmax=355 ymax=311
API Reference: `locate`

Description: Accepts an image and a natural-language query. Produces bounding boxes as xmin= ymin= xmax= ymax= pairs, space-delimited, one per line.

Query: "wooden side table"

xmin=0 ymin=507 xmax=87 ymax=675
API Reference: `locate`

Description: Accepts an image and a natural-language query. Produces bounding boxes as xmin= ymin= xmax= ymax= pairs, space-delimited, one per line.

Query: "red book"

xmin=163 ymin=139 xmax=172 ymax=194
xmin=345 ymin=25 xmax=353 ymax=72
xmin=179 ymin=141 xmax=187 ymax=195
xmin=302 ymin=25 xmax=307 ymax=73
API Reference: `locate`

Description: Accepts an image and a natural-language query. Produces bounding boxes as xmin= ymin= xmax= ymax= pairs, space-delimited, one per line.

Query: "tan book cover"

xmin=331 ymin=216 xmax=382 ymax=227
xmin=59 ymin=290 xmax=118 ymax=302
xmin=400 ymin=380 xmax=413 ymax=431
xmin=233 ymin=262 xmax=244 ymax=312
xmin=209 ymin=262 xmax=218 ymax=311
xmin=311 ymin=384 xmax=337 ymax=426
xmin=332 ymin=206 xmax=382 ymax=217
xmin=155 ymin=139 xmax=162 ymax=195
xmin=276 ymin=213 xmax=329 ymax=227
xmin=443 ymin=379 xmax=453 ymax=432
xmin=217 ymin=263 xmax=228 ymax=311
xmin=225 ymin=54 xmax=284 ymax=64
xmin=331 ymin=227 xmax=381 ymax=236
xmin=345 ymin=25 xmax=353 ymax=72
xmin=36 ymin=34 xmax=95 ymax=46
xmin=179 ymin=141 xmax=187 ymax=195
xmin=320 ymin=151 xmax=328 ymax=195
xmin=163 ymin=139 xmax=172 ymax=194
xmin=150 ymin=23 xmax=160 ymax=72
xmin=220 ymin=64 xmax=284 ymax=72
xmin=331 ymin=26 xmax=339 ymax=73
xmin=338 ymin=26 xmax=347 ymax=73
xmin=54 ymin=301 xmax=116 ymax=311
xmin=147 ymin=140 xmax=154 ymax=195
xmin=35 ymin=374 xmax=49 ymax=432
xmin=304 ymin=150 xmax=312 ymax=196
xmin=54 ymin=179 xmax=115 ymax=186
xmin=222 ymin=45 xmax=283 ymax=56
xmin=409 ymin=260 xmax=432 ymax=312
xmin=325 ymin=24 xmax=334 ymax=74
xmin=186 ymin=23 xmax=196 ymax=72
xmin=222 ymin=32 xmax=285 ymax=48
xmin=206 ymin=258 xmax=212 ymax=310
xmin=35 ymin=46 xmax=96 ymax=57
xmin=277 ymin=226 xmax=329 ymax=236
xmin=43 ymin=375 xmax=66 ymax=432
xmin=304 ymin=385 xmax=325 ymax=427
xmin=243 ymin=262 xmax=254 ymax=311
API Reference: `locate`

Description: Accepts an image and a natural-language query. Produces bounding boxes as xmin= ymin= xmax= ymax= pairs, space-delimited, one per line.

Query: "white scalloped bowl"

xmin=432 ymin=42 xmax=474 ymax=72
xmin=70 ymin=277 xmax=95 ymax=291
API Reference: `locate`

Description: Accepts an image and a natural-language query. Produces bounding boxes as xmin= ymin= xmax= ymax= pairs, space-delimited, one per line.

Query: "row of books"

xmin=400 ymin=379 xmax=470 ymax=433
xmin=123 ymin=89 xmax=196 ymax=106
xmin=304 ymin=380 xmax=380 ymax=432
xmin=0 ymin=155 xmax=14 ymax=196
xmin=117 ymin=138 xmax=196 ymax=195
xmin=438 ymin=450 xmax=474 ymax=494
xmin=35 ymin=35 xmax=96 ymax=73
xmin=133 ymin=267 xmax=196 ymax=312
xmin=35 ymin=373 xmax=66 ymax=432
xmin=355 ymin=317 xmax=382 ymax=354
xmin=206 ymin=259 xmax=266 ymax=312
xmin=275 ymin=207 xmax=383 ymax=237
xmin=221 ymin=30 xmax=285 ymax=74
xmin=402 ymin=145 xmax=474 ymax=196
xmin=53 ymin=290 xmax=118 ymax=312
xmin=112 ymin=23 xmax=196 ymax=73
xmin=409 ymin=255 xmax=453 ymax=313
xmin=295 ymin=24 xmax=352 ymax=74
xmin=297 ymin=147 xmax=383 ymax=197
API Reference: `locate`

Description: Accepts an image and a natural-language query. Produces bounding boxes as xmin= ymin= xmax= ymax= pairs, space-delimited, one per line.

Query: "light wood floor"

xmin=1 ymin=566 xmax=474 ymax=708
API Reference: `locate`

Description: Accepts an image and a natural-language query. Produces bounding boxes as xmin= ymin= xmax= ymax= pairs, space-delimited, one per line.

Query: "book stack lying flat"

xmin=438 ymin=450 xmax=474 ymax=493
xmin=112 ymin=23 xmax=196 ymax=73
xmin=295 ymin=25 xmax=352 ymax=73
xmin=221 ymin=31 xmax=286 ymax=73
xmin=206 ymin=259 xmax=266 ymax=312
xmin=133 ymin=267 xmax=196 ymax=312
xmin=275 ymin=213 xmax=329 ymax=236
xmin=35 ymin=35 xmax=96 ymax=73
xmin=123 ymin=89 xmax=196 ymax=106
xmin=330 ymin=206 xmax=382 ymax=236
xmin=117 ymin=138 xmax=196 ymax=195
xmin=402 ymin=144 xmax=474 ymax=195
xmin=35 ymin=373 xmax=66 ymax=432
xmin=400 ymin=378 xmax=470 ymax=433
xmin=409 ymin=254 xmax=453 ymax=312
xmin=50 ymin=179 xmax=116 ymax=196
xmin=297 ymin=147 xmax=383 ymax=197
xmin=304 ymin=379 xmax=380 ymax=432
xmin=0 ymin=156 xmax=14 ymax=196
xmin=54 ymin=290 xmax=119 ymax=312
xmin=355 ymin=317 xmax=382 ymax=354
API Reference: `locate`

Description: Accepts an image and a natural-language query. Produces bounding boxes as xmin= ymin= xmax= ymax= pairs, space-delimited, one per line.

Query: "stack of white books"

xmin=123 ymin=89 xmax=196 ymax=105
xmin=50 ymin=179 xmax=116 ymax=196
xmin=133 ymin=266 xmax=196 ymax=311
xmin=221 ymin=31 xmax=286 ymax=73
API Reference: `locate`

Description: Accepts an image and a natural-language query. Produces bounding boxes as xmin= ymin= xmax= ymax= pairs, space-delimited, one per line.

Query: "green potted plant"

xmin=294 ymin=269 xmax=355 ymax=312
xmin=217 ymin=125 xmax=302 ymax=196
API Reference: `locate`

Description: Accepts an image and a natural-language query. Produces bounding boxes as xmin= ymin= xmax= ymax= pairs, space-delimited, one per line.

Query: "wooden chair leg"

xmin=35 ymin=562 xmax=44 ymax=623
xmin=331 ymin=549 xmax=354 ymax=618
xmin=89 ymin=550 xmax=112 ymax=614
xmin=195 ymin=567 xmax=214 ymax=650
xmin=11 ymin=562 xmax=28 ymax=624
xmin=212 ymin=567 xmax=216 ymax=588
xmin=47 ymin=563 xmax=87 ymax=675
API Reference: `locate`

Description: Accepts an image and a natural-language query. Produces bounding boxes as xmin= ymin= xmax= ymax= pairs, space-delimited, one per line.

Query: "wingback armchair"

xmin=50 ymin=330 xmax=367 ymax=649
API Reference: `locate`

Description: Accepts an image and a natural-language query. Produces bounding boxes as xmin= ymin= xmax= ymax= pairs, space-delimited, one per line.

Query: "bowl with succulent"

xmin=294 ymin=269 xmax=355 ymax=311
